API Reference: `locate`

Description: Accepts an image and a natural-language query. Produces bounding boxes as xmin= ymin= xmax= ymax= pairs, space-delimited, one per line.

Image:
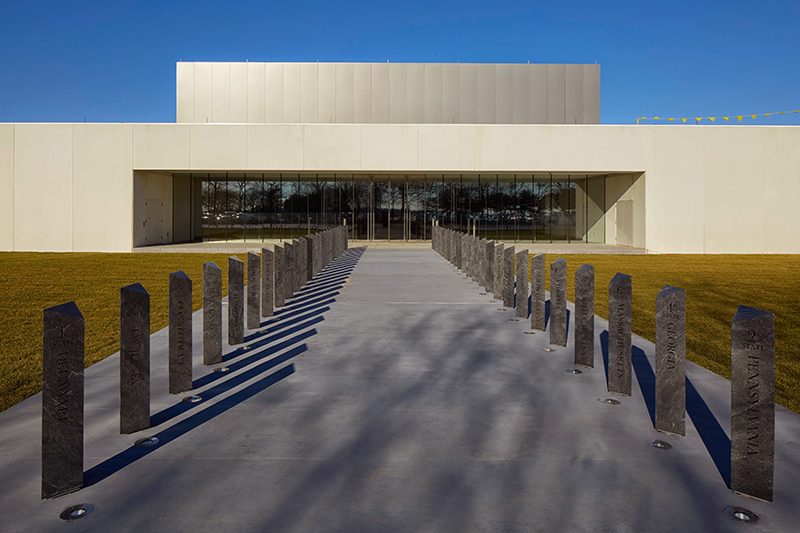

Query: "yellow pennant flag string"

xmin=636 ymin=109 xmax=800 ymax=124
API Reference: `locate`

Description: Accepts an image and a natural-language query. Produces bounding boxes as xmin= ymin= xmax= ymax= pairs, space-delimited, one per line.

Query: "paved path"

xmin=0 ymin=248 xmax=798 ymax=531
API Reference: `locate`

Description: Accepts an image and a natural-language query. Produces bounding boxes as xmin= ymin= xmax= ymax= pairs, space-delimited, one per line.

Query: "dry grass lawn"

xmin=0 ymin=252 xmax=798 ymax=414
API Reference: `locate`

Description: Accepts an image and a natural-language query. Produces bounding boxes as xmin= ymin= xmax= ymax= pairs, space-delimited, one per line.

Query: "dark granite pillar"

xmin=484 ymin=240 xmax=494 ymax=294
xmin=549 ymin=258 xmax=567 ymax=346
xmin=228 ymin=256 xmax=244 ymax=345
xmin=608 ymin=273 xmax=632 ymax=396
xmin=306 ymin=237 xmax=314 ymax=282
xmin=292 ymin=239 xmax=302 ymax=292
xmin=731 ymin=305 xmax=775 ymax=502
xmin=168 ymin=272 xmax=192 ymax=394
xmin=515 ymin=250 xmax=529 ymax=318
xmin=493 ymin=243 xmax=504 ymax=300
xmin=42 ymin=301 xmax=84 ymax=499
xmin=261 ymin=248 xmax=274 ymax=317
xmin=203 ymin=262 xmax=222 ymax=365
xmin=655 ymin=285 xmax=685 ymax=436
xmin=120 ymin=283 xmax=150 ymax=432
xmin=274 ymin=245 xmax=285 ymax=308
xmin=531 ymin=253 xmax=546 ymax=331
xmin=247 ymin=252 xmax=260 ymax=329
xmin=503 ymin=246 xmax=515 ymax=307
xmin=284 ymin=242 xmax=294 ymax=301
xmin=574 ymin=265 xmax=594 ymax=367
xmin=322 ymin=232 xmax=331 ymax=270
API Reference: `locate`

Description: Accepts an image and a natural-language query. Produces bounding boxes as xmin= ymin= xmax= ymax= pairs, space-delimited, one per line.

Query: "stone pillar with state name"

xmin=516 ymin=250 xmax=529 ymax=318
xmin=503 ymin=246 xmax=515 ymax=307
xmin=247 ymin=252 xmax=260 ymax=329
xmin=203 ymin=262 xmax=222 ymax=365
xmin=312 ymin=234 xmax=322 ymax=277
xmin=261 ymin=248 xmax=274 ymax=317
xmin=731 ymin=305 xmax=775 ymax=502
xmin=292 ymin=239 xmax=302 ymax=292
xmin=228 ymin=256 xmax=244 ymax=345
xmin=306 ymin=237 xmax=314 ymax=282
xmin=42 ymin=301 xmax=84 ymax=499
xmin=549 ymin=258 xmax=567 ymax=346
xmin=284 ymin=241 xmax=294 ymax=301
xmin=493 ymin=243 xmax=504 ymax=300
xmin=655 ymin=285 xmax=685 ymax=435
xmin=120 ymin=283 xmax=150 ymax=432
xmin=574 ymin=265 xmax=594 ymax=367
xmin=531 ymin=253 xmax=546 ymax=331
xmin=608 ymin=273 xmax=632 ymax=395
xmin=168 ymin=272 xmax=192 ymax=394
xmin=274 ymin=245 xmax=285 ymax=308
xmin=484 ymin=240 xmax=494 ymax=295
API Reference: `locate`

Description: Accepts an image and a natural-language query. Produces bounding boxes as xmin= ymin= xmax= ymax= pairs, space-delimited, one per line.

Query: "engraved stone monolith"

xmin=293 ymin=239 xmax=303 ymax=292
xmin=515 ymin=250 xmax=528 ymax=318
xmin=306 ymin=237 xmax=314 ymax=281
xmin=455 ymin=231 xmax=462 ymax=268
xmin=731 ymin=305 xmax=775 ymax=502
xmin=203 ymin=262 xmax=222 ymax=365
xmin=574 ymin=265 xmax=594 ymax=367
xmin=608 ymin=273 xmax=632 ymax=395
xmin=228 ymin=256 xmax=244 ymax=345
xmin=284 ymin=241 xmax=294 ymax=300
xmin=322 ymin=232 xmax=331 ymax=270
xmin=655 ymin=285 xmax=685 ymax=435
xmin=169 ymin=272 xmax=192 ymax=394
xmin=261 ymin=248 xmax=274 ymax=317
xmin=550 ymin=258 xmax=567 ymax=346
xmin=120 ymin=283 xmax=150 ymax=432
xmin=503 ymin=246 xmax=515 ymax=307
xmin=484 ymin=240 xmax=494 ymax=294
xmin=274 ymin=245 xmax=285 ymax=308
xmin=42 ymin=301 xmax=84 ymax=499
xmin=531 ymin=253 xmax=546 ymax=331
xmin=494 ymin=243 xmax=504 ymax=300
xmin=247 ymin=252 xmax=260 ymax=329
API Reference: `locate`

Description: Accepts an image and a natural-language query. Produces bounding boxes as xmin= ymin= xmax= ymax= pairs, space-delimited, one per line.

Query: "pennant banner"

xmin=636 ymin=109 xmax=800 ymax=124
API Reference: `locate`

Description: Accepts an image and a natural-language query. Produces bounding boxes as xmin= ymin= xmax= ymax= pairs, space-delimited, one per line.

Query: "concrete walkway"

xmin=0 ymin=249 xmax=798 ymax=531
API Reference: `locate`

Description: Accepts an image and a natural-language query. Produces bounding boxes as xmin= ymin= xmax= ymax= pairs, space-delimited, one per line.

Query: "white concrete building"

xmin=0 ymin=62 xmax=797 ymax=253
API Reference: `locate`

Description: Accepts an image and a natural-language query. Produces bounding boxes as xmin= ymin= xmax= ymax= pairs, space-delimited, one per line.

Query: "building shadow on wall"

xmin=83 ymin=246 xmax=365 ymax=488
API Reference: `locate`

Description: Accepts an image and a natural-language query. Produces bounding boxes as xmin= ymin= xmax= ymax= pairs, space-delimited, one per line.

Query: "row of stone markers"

xmin=40 ymin=226 xmax=348 ymax=499
xmin=432 ymin=226 xmax=776 ymax=503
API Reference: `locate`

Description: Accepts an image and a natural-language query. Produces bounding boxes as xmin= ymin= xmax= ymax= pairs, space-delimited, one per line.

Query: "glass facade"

xmin=192 ymin=173 xmax=607 ymax=243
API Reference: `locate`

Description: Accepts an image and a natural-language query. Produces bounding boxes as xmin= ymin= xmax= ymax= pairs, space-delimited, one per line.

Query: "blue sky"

xmin=1 ymin=0 xmax=798 ymax=125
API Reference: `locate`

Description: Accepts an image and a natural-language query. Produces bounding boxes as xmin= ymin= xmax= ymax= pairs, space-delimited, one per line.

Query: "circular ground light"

xmin=566 ymin=369 xmax=583 ymax=374
xmin=508 ymin=318 xmax=520 ymax=322
xmin=479 ymin=293 xmax=487 ymax=295
xmin=242 ymin=346 xmax=252 ymax=351
xmin=60 ymin=504 xmax=94 ymax=521
xmin=134 ymin=437 xmax=160 ymax=448
xmin=497 ymin=308 xmax=506 ymax=311
xmin=213 ymin=367 xmax=230 ymax=373
xmin=182 ymin=395 xmax=202 ymax=403
xmin=724 ymin=506 xmax=759 ymax=523
xmin=598 ymin=398 xmax=620 ymax=405
xmin=647 ymin=440 xmax=672 ymax=450
xmin=524 ymin=331 xmax=536 ymax=335
xmin=542 ymin=347 xmax=557 ymax=352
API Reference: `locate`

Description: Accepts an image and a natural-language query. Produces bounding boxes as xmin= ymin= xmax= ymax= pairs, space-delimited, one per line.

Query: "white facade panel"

xmin=176 ymin=62 xmax=194 ymax=123
xmin=353 ymin=63 xmax=371 ymax=123
xmin=211 ymin=63 xmax=231 ymax=123
xmin=476 ymin=64 xmax=495 ymax=124
xmin=246 ymin=124 xmax=305 ymax=170
xmin=406 ymin=63 xmax=424 ymax=124
xmin=300 ymin=63 xmax=319 ymax=124
xmin=418 ymin=125 xmax=475 ymax=170
xmin=565 ymin=64 xmax=583 ymax=124
xmin=512 ymin=64 xmax=530 ymax=124
xmin=282 ymin=63 xmax=301 ymax=123
xmin=388 ymin=63 xmax=407 ymax=124
xmin=361 ymin=125 xmax=419 ymax=171
xmin=583 ymin=65 xmax=601 ymax=124
xmin=459 ymin=64 xmax=478 ymax=124
xmin=133 ymin=124 xmax=191 ymax=170
xmin=424 ymin=64 xmax=443 ymax=123
xmin=529 ymin=64 xmax=548 ymax=124
xmin=304 ymin=125 xmax=361 ymax=170
xmin=193 ymin=62 xmax=213 ymax=124
xmin=246 ymin=63 xmax=266 ymax=123
xmin=762 ymin=127 xmax=800 ymax=253
xmin=494 ymin=64 xmax=513 ymax=124
xmin=547 ymin=64 xmax=566 ymax=124
xmin=475 ymin=125 xmax=532 ymax=171
xmin=335 ymin=63 xmax=354 ymax=123
xmin=442 ymin=63 xmax=459 ymax=124
xmin=318 ymin=63 xmax=336 ymax=123
xmin=264 ymin=63 xmax=284 ymax=123
xmin=0 ymin=125 xmax=14 ymax=250
xmin=229 ymin=63 xmax=248 ymax=123
xmin=371 ymin=63 xmax=389 ymax=123
xmin=14 ymin=124 xmax=73 ymax=251
xmin=191 ymin=125 xmax=248 ymax=170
